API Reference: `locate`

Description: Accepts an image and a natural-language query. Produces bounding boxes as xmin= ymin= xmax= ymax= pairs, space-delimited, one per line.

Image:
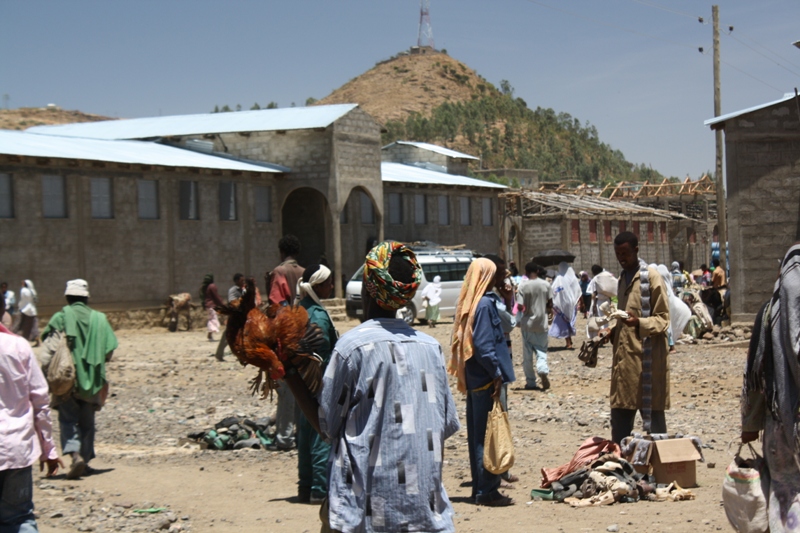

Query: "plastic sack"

xmin=483 ymin=399 xmax=515 ymax=475
xmin=722 ymin=443 xmax=768 ymax=533
xmin=45 ymin=330 xmax=76 ymax=396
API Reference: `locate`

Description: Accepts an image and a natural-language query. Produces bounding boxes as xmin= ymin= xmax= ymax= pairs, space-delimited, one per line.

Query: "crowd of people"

xmin=3 ymin=231 xmax=798 ymax=533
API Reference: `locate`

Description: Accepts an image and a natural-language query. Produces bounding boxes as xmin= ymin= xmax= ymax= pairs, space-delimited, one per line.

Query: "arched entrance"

xmin=282 ymin=188 xmax=329 ymax=269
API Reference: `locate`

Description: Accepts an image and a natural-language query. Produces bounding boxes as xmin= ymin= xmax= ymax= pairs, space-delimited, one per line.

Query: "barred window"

xmin=42 ymin=175 xmax=67 ymax=218
xmin=137 ymin=179 xmax=159 ymax=220
xmin=219 ymin=182 xmax=237 ymax=221
xmin=179 ymin=181 xmax=199 ymax=220
xmin=254 ymin=185 xmax=272 ymax=222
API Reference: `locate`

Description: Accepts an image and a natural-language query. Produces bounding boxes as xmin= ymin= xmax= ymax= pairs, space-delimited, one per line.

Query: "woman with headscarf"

xmin=450 ymin=258 xmax=515 ymax=507
xmin=294 ymin=265 xmax=338 ymax=503
xmin=15 ymin=279 xmax=39 ymax=346
xmin=741 ymin=243 xmax=800 ymax=533
xmin=420 ymin=275 xmax=442 ymax=328
xmin=549 ymin=262 xmax=581 ymax=349
xmin=656 ymin=264 xmax=692 ymax=353
xmin=200 ymin=274 xmax=224 ymax=342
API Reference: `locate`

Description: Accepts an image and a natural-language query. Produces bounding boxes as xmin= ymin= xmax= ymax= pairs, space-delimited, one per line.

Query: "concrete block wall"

xmin=0 ymin=159 xmax=280 ymax=314
xmin=379 ymin=185 xmax=502 ymax=256
xmin=723 ymin=101 xmax=800 ymax=320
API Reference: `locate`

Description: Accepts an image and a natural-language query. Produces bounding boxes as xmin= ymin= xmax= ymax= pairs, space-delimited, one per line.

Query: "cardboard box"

xmin=624 ymin=437 xmax=702 ymax=488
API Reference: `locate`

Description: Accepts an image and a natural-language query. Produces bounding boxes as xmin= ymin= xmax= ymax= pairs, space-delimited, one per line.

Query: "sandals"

xmin=503 ymin=474 xmax=520 ymax=483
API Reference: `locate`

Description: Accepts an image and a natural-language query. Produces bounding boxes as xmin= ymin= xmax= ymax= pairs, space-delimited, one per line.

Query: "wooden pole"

xmin=713 ymin=5 xmax=728 ymax=273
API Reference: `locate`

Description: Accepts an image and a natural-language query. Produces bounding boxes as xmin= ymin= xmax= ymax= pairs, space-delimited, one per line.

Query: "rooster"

xmin=216 ymin=278 xmax=325 ymax=398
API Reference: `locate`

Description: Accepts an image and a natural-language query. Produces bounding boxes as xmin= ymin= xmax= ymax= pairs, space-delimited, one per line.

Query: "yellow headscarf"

xmin=449 ymin=258 xmax=497 ymax=393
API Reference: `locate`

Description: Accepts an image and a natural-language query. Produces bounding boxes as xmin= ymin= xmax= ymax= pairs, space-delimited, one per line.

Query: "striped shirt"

xmin=318 ymin=318 xmax=459 ymax=533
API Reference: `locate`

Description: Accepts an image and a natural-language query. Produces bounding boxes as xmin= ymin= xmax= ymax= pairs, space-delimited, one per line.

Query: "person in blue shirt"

xmin=450 ymin=257 xmax=516 ymax=507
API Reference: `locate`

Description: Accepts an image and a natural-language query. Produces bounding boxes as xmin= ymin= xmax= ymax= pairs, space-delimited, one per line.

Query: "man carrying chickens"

xmin=295 ymin=264 xmax=338 ymax=504
xmin=285 ymin=242 xmax=460 ymax=533
xmin=266 ymin=234 xmax=305 ymax=451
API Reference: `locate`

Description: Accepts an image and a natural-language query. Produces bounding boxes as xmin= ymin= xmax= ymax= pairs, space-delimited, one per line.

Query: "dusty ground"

xmin=32 ymin=315 xmax=746 ymax=533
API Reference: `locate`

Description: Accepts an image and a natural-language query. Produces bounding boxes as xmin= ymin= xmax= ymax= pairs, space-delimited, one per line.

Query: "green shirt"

xmin=42 ymin=302 xmax=118 ymax=399
xmin=299 ymin=296 xmax=337 ymax=366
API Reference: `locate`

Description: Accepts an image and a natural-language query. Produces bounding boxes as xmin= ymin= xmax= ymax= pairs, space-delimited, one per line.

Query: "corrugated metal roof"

xmin=0 ymin=131 xmax=281 ymax=173
xmin=381 ymin=162 xmax=506 ymax=189
xmin=502 ymin=190 xmax=684 ymax=219
xmin=704 ymin=92 xmax=797 ymax=127
xmin=27 ymin=104 xmax=359 ymax=140
xmin=384 ymin=141 xmax=479 ymax=160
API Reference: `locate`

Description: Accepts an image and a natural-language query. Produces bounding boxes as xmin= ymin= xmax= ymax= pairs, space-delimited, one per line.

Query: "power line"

xmin=725 ymin=29 xmax=800 ymax=72
xmin=724 ymin=31 xmax=800 ymax=78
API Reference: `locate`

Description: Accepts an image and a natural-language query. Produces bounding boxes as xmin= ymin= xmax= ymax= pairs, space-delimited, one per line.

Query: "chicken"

xmin=216 ymin=278 xmax=325 ymax=398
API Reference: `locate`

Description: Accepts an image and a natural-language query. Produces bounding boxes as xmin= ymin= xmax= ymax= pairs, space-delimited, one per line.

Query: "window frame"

xmin=438 ymin=195 xmax=450 ymax=226
xmin=388 ymin=192 xmax=403 ymax=225
xmin=137 ymin=179 xmax=160 ymax=220
xmin=414 ymin=194 xmax=427 ymax=225
xmin=254 ymin=185 xmax=273 ymax=223
xmin=219 ymin=181 xmax=237 ymax=221
xmin=0 ymin=173 xmax=14 ymax=219
xmin=179 ymin=180 xmax=200 ymax=221
xmin=482 ymin=197 xmax=493 ymax=226
xmin=90 ymin=177 xmax=114 ymax=219
xmin=459 ymin=197 xmax=471 ymax=226
xmin=42 ymin=175 xmax=68 ymax=219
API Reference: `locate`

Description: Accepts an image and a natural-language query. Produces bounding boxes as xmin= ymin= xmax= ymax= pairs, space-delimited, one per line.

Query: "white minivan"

xmin=345 ymin=248 xmax=475 ymax=325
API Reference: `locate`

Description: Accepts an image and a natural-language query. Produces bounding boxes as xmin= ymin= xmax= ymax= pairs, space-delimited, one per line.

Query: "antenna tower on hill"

xmin=417 ymin=0 xmax=435 ymax=49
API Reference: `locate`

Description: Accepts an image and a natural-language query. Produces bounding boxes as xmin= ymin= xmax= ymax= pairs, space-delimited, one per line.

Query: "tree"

xmin=235 ymin=104 xmax=242 ymax=111
xmin=220 ymin=105 xmax=232 ymax=112
xmin=266 ymin=102 xmax=278 ymax=109
xmin=213 ymin=105 xmax=219 ymax=113
xmin=250 ymin=103 xmax=261 ymax=110
xmin=500 ymin=79 xmax=514 ymax=97
xmin=305 ymin=97 xmax=318 ymax=106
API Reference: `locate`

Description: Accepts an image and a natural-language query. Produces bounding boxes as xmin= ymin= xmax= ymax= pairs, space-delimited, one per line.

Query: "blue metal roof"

xmin=383 ymin=140 xmax=479 ymax=160
xmin=705 ymin=92 xmax=798 ymax=127
xmin=0 ymin=131 xmax=281 ymax=173
xmin=381 ymin=162 xmax=506 ymax=189
xmin=27 ymin=104 xmax=360 ymax=140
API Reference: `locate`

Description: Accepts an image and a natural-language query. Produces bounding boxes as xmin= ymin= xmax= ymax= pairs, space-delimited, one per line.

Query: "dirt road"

xmin=33 ymin=317 xmax=744 ymax=533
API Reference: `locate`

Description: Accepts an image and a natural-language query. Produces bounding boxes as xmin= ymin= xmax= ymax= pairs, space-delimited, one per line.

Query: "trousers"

xmin=57 ymin=396 xmax=97 ymax=462
xmin=610 ymin=408 xmax=667 ymax=444
xmin=0 ymin=466 xmax=38 ymax=533
xmin=275 ymin=380 xmax=301 ymax=449
xmin=297 ymin=414 xmax=330 ymax=497
xmin=466 ymin=385 xmax=501 ymax=502
xmin=521 ymin=330 xmax=549 ymax=387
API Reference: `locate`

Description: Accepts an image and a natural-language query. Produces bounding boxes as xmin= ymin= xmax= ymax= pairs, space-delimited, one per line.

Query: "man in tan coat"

xmin=610 ymin=232 xmax=671 ymax=444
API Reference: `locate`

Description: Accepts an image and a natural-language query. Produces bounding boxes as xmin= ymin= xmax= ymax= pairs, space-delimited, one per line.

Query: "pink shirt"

xmin=0 ymin=331 xmax=59 ymax=470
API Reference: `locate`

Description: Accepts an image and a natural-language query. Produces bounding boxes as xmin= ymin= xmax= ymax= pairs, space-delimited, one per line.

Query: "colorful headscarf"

xmin=363 ymin=241 xmax=421 ymax=310
xmin=449 ymin=258 xmax=498 ymax=393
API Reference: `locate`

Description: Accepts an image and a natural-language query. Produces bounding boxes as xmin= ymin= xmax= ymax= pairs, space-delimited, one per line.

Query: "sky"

xmin=2 ymin=1 xmax=799 ymax=179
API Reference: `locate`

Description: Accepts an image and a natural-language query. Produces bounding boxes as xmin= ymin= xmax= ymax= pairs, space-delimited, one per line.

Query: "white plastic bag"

xmin=722 ymin=443 xmax=768 ymax=533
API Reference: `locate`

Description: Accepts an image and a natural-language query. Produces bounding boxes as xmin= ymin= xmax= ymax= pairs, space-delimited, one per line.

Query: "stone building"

xmin=705 ymin=92 xmax=800 ymax=321
xmin=501 ymin=191 xmax=712 ymax=274
xmin=381 ymin=141 xmax=477 ymax=176
xmin=2 ymin=105 xmax=506 ymax=312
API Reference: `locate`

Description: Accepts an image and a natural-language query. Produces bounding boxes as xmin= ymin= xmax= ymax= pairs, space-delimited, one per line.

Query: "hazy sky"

xmin=2 ymin=1 xmax=799 ymax=179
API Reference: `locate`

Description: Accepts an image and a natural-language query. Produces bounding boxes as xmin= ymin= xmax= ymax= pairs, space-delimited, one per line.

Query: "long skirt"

xmin=425 ymin=304 xmax=440 ymax=323
xmin=549 ymin=307 xmax=576 ymax=339
xmin=15 ymin=313 xmax=38 ymax=341
xmin=206 ymin=308 xmax=220 ymax=334
xmin=763 ymin=416 xmax=800 ymax=532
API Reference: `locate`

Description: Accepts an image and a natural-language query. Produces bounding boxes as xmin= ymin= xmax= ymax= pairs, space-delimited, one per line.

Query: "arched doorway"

xmin=282 ymin=188 xmax=329 ymax=269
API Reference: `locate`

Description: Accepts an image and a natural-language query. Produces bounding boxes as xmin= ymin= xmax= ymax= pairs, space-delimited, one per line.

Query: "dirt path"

xmin=33 ymin=317 xmax=744 ymax=533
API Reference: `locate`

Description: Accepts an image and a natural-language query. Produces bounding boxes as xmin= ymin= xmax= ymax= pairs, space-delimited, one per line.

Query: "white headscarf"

xmin=656 ymin=264 xmax=691 ymax=339
xmin=552 ymin=262 xmax=581 ymax=317
xmin=297 ymin=265 xmax=332 ymax=307
xmin=24 ymin=280 xmax=37 ymax=301
xmin=420 ymin=275 xmax=442 ymax=306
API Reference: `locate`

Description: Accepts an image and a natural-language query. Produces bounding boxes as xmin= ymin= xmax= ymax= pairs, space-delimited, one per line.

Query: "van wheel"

xmin=397 ymin=303 xmax=416 ymax=326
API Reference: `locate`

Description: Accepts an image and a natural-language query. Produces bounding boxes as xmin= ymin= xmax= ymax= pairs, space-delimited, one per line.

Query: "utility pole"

xmin=713 ymin=5 xmax=728 ymax=274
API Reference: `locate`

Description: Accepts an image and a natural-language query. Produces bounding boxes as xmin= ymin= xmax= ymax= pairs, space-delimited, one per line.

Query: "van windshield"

xmin=421 ymin=262 xmax=470 ymax=282
xmin=350 ymin=265 xmax=365 ymax=282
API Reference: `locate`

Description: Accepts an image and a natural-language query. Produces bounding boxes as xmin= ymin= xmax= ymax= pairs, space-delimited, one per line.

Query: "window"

xmin=137 ymin=179 xmax=159 ymax=219
xmin=660 ymin=222 xmax=667 ymax=243
xmin=603 ymin=220 xmax=612 ymax=243
xmin=459 ymin=197 xmax=471 ymax=226
xmin=0 ymin=173 xmax=13 ymax=218
xmin=632 ymin=221 xmax=640 ymax=238
xmin=619 ymin=220 xmax=626 ymax=233
xmin=254 ymin=185 xmax=272 ymax=222
xmin=438 ymin=195 xmax=449 ymax=225
xmin=42 ymin=175 xmax=67 ymax=218
xmin=482 ymin=197 xmax=493 ymax=226
xmin=90 ymin=177 xmax=113 ymax=219
xmin=571 ymin=219 xmax=580 ymax=244
xmin=647 ymin=221 xmax=655 ymax=243
xmin=421 ymin=261 xmax=471 ymax=282
xmin=179 ymin=181 xmax=199 ymax=220
xmin=414 ymin=194 xmax=426 ymax=225
xmin=360 ymin=191 xmax=375 ymax=224
xmin=388 ymin=193 xmax=403 ymax=225
xmin=219 ymin=181 xmax=237 ymax=221
xmin=589 ymin=220 xmax=598 ymax=243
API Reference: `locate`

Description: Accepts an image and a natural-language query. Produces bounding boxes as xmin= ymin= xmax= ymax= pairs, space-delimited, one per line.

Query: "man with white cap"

xmin=41 ymin=279 xmax=118 ymax=479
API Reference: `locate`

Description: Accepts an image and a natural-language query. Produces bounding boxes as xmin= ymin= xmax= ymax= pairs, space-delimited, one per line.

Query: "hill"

xmin=319 ymin=50 xmax=663 ymax=184
xmin=0 ymin=107 xmax=111 ymax=131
